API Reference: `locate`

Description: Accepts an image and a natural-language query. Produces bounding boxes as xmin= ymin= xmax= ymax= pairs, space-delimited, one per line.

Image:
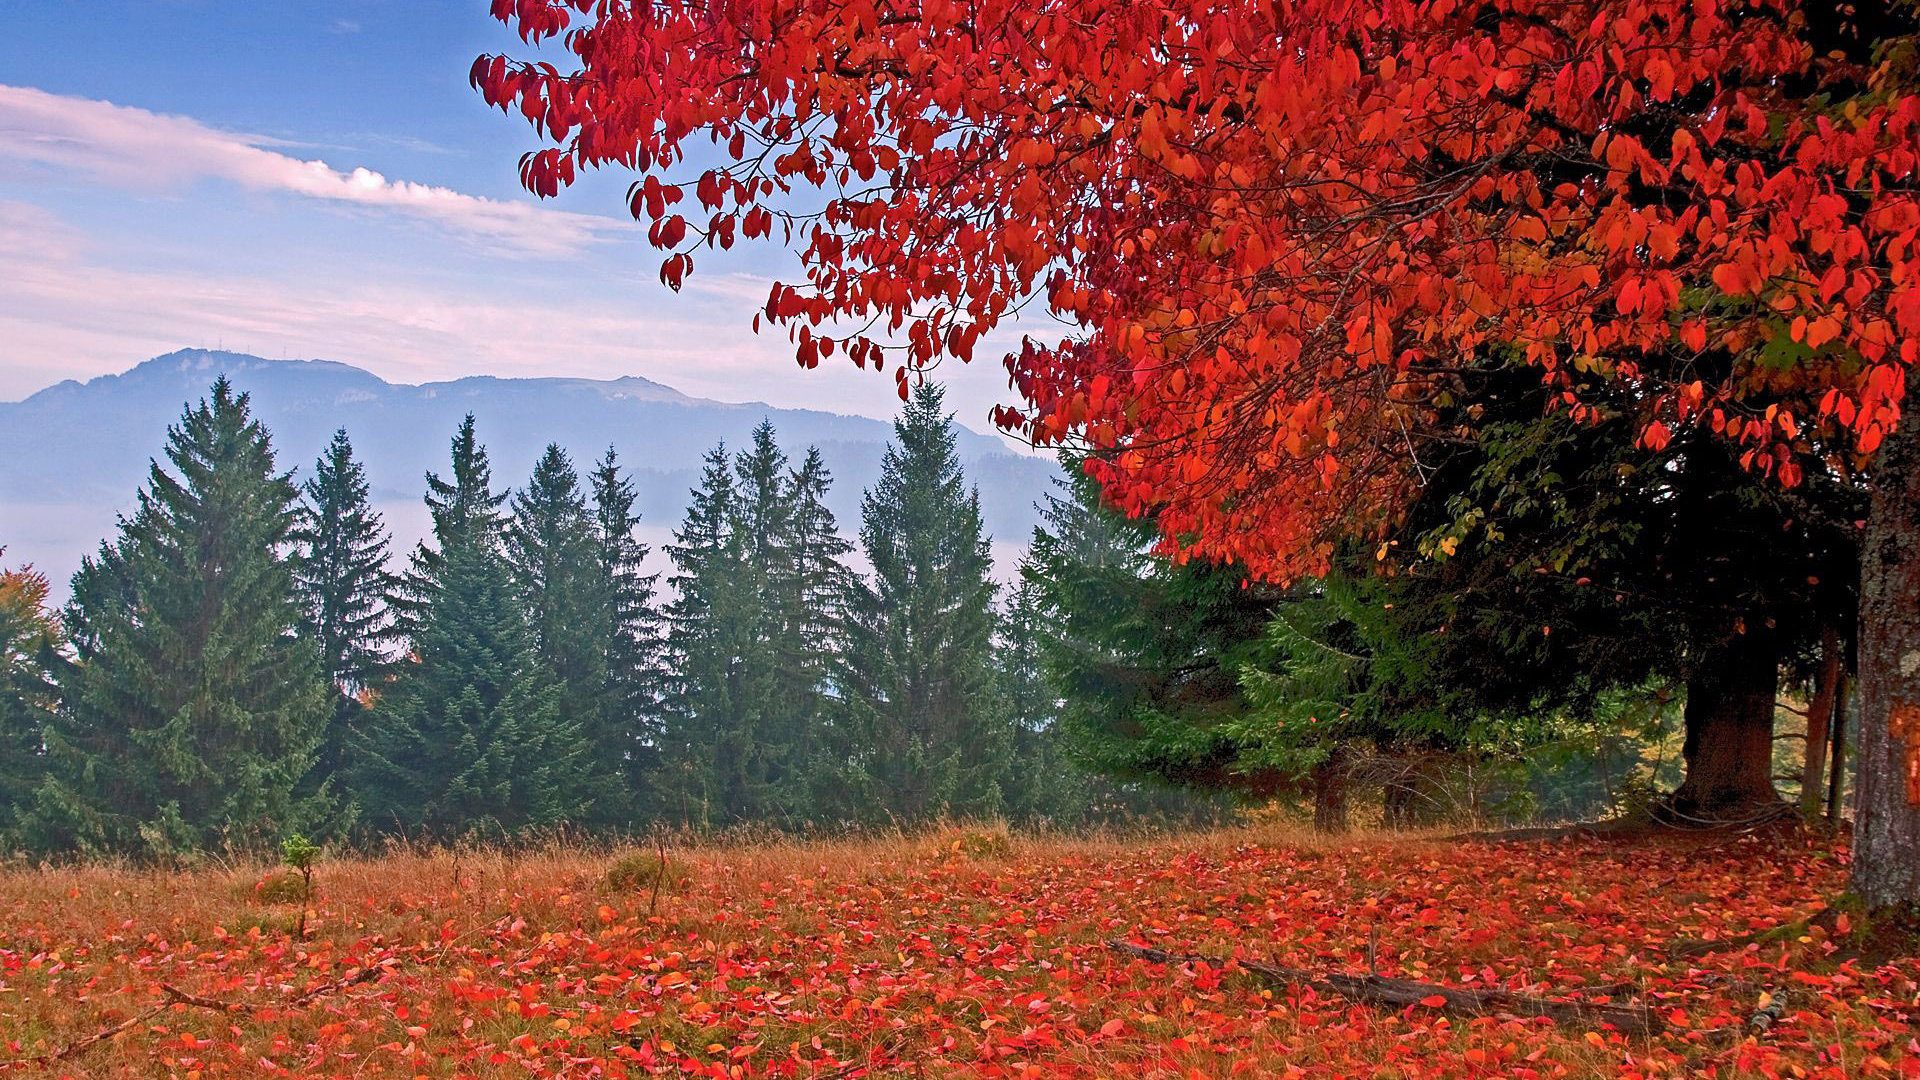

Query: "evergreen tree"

xmin=1020 ymin=463 xmax=1277 ymax=801
xmin=0 ymin=559 xmax=59 ymax=845
xmin=656 ymin=444 xmax=753 ymax=824
xmin=657 ymin=429 xmax=852 ymax=827
xmin=292 ymin=429 xmax=392 ymax=781
xmin=993 ymin=576 xmax=1094 ymax=824
xmin=29 ymin=380 xmax=332 ymax=856
xmin=353 ymin=419 xmax=592 ymax=835
xmin=390 ymin=415 xmax=509 ymax=641
xmin=588 ymin=448 xmax=663 ymax=814
xmin=505 ymin=445 xmax=625 ymax=822
xmin=837 ymin=383 xmax=1011 ymax=823
xmin=778 ymin=448 xmax=855 ymax=820
xmin=732 ymin=421 xmax=797 ymax=814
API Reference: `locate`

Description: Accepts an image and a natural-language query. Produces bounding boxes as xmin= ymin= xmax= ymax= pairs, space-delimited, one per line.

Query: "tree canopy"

xmin=476 ymin=0 xmax=1915 ymax=575
xmin=475 ymin=0 xmax=1920 ymax=907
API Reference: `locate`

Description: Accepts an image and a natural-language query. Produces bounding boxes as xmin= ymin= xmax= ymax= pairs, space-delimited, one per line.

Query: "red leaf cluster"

xmin=474 ymin=0 xmax=1920 ymax=579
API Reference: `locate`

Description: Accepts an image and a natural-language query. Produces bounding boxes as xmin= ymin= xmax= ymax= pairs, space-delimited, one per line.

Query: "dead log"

xmin=1105 ymin=939 xmax=1666 ymax=1036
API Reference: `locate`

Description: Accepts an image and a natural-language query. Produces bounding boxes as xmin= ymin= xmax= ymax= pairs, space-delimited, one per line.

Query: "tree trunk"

xmin=1801 ymin=624 xmax=1843 ymax=818
xmin=1828 ymin=676 xmax=1850 ymax=823
xmin=1312 ymin=754 xmax=1349 ymax=834
xmin=1383 ymin=773 xmax=1417 ymax=830
xmin=1667 ymin=623 xmax=1782 ymax=819
xmin=1849 ymin=373 xmax=1920 ymax=910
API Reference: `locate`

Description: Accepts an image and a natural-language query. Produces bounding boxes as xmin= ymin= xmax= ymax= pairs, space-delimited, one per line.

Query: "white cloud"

xmin=0 ymin=84 xmax=622 ymax=256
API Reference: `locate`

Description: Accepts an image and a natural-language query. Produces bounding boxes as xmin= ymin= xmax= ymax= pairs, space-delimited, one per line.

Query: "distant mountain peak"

xmin=1 ymin=349 xmax=1055 ymax=594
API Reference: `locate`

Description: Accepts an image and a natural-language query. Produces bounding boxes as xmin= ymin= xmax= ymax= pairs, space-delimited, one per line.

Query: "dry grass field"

xmin=0 ymin=824 xmax=1908 ymax=1078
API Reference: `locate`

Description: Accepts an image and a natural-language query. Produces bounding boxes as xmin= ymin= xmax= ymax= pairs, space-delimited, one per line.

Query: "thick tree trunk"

xmin=1312 ymin=754 xmax=1349 ymax=834
xmin=1801 ymin=625 xmax=1843 ymax=818
xmin=1849 ymin=374 xmax=1920 ymax=910
xmin=1667 ymin=624 xmax=1783 ymax=819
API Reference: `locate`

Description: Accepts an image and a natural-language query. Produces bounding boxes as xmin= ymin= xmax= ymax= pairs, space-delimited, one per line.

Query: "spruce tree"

xmin=29 ymin=380 xmax=331 ymax=856
xmin=1020 ymin=462 xmax=1275 ymax=799
xmin=778 ymin=448 xmax=855 ymax=821
xmin=993 ymin=577 xmax=1093 ymax=824
xmin=292 ymin=429 xmax=392 ymax=782
xmin=658 ymin=429 xmax=852 ymax=827
xmin=390 ymin=415 xmax=509 ymax=642
xmin=730 ymin=422 xmax=802 ymax=820
xmin=656 ymin=444 xmax=750 ymax=824
xmin=588 ymin=448 xmax=662 ymax=811
xmin=838 ymin=382 xmax=1010 ymax=823
xmin=353 ymin=419 xmax=592 ymax=835
xmin=505 ymin=445 xmax=625 ymax=822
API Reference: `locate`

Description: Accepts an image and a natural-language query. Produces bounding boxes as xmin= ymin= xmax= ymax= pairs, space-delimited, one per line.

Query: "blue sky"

xmin=0 ymin=1 xmax=1027 ymax=435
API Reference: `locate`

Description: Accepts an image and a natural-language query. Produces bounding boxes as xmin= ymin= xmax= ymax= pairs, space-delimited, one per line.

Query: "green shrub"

xmin=605 ymin=850 xmax=691 ymax=894
xmin=248 ymin=872 xmax=309 ymax=905
xmin=933 ymin=825 xmax=1014 ymax=860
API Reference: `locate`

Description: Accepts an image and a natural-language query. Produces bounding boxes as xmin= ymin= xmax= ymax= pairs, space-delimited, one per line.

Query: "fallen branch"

xmin=161 ymin=962 xmax=385 ymax=1013
xmin=0 ymin=1000 xmax=168 ymax=1068
xmin=1 ymin=963 xmax=389 ymax=1069
xmin=1105 ymin=939 xmax=1666 ymax=1036
xmin=1668 ymin=908 xmax=1831 ymax=960
xmin=1441 ymin=822 xmax=1616 ymax=844
xmin=1746 ymin=991 xmax=1787 ymax=1036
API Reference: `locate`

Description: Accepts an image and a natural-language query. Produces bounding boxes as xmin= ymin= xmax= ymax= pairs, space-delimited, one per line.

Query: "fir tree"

xmin=391 ymin=414 xmax=508 ymax=641
xmin=29 ymin=380 xmax=332 ymax=856
xmin=588 ymin=448 xmax=662 ymax=811
xmin=656 ymin=444 xmax=750 ymax=824
xmin=993 ymin=577 xmax=1093 ymax=824
xmin=353 ymin=420 xmax=592 ymax=835
xmin=730 ymin=422 xmax=802 ymax=820
xmin=1020 ymin=462 xmax=1275 ymax=801
xmin=838 ymin=383 xmax=1010 ymax=823
xmin=658 ymin=429 xmax=852 ymax=827
xmin=505 ymin=445 xmax=625 ymax=821
xmin=778 ymin=448 xmax=855 ymax=820
xmin=292 ymin=429 xmax=392 ymax=781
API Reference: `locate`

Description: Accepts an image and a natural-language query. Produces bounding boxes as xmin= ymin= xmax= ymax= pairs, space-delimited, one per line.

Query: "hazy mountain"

xmin=0 ymin=349 xmax=1058 ymax=591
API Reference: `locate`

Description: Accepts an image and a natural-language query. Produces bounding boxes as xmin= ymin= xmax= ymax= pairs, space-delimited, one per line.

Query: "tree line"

xmin=0 ymin=378 xmax=1205 ymax=857
xmin=1 ymin=372 xmax=1853 ymax=859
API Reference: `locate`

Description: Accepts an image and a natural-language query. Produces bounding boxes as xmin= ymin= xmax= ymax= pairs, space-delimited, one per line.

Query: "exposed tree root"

xmin=1105 ymin=939 xmax=1666 ymax=1036
xmin=1449 ymin=804 xmax=1805 ymax=846
xmin=1442 ymin=821 xmax=1628 ymax=843
xmin=1646 ymin=797 xmax=1798 ymax=833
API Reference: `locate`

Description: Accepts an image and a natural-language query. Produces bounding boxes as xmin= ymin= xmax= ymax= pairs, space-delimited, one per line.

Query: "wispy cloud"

xmin=0 ymin=197 xmax=1031 ymax=450
xmin=0 ymin=199 xmax=843 ymax=409
xmin=0 ymin=84 xmax=622 ymax=256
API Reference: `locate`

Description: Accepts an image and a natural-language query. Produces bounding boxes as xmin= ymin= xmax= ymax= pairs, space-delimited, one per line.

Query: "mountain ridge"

xmin=1 ymin=350 xmax=1056 ymax=591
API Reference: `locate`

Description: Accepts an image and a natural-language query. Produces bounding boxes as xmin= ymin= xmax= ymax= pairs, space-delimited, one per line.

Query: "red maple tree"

xmin=474 ymin=0 xmax=1920 ymax=906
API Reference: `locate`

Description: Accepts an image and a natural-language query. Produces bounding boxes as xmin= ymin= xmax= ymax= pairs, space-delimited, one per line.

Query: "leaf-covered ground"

xmin=0 ymin=828 xmax=1911 ymax=1078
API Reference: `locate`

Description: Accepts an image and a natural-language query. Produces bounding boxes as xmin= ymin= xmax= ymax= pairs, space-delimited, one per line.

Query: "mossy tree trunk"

xmin=1850 ymin=374 xmax=1920 ymax=910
